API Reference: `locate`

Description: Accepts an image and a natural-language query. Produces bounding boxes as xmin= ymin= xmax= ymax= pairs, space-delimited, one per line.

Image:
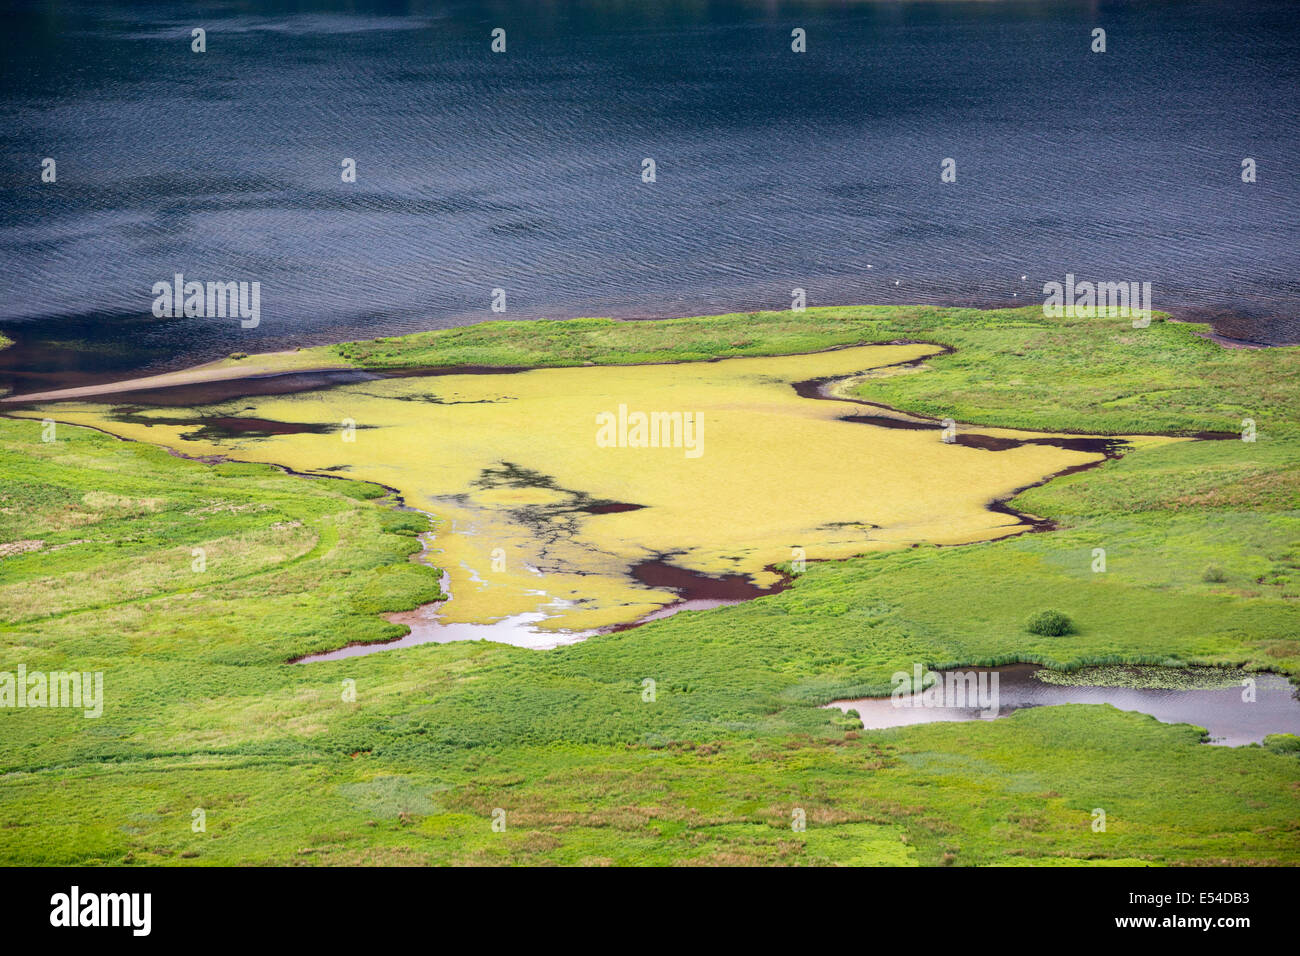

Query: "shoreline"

xmin=1 ymin=338 xmax=889 ymax=405
xmin=1 ymin=301 xmax=1288 ymax=406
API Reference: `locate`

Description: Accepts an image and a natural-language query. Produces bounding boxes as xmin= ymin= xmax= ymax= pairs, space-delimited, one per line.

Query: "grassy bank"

xmin=1 ymin=305 xmax=1296 ymax=865
xmin=312 ymin=305 xmax=1294 ymax=435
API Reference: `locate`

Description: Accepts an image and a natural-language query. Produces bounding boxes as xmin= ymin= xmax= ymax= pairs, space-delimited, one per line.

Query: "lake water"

xmin=2 ymin=0 xmax=1299 ymax=395
xmin=828 ymin=664 xmax=1300 ymax=746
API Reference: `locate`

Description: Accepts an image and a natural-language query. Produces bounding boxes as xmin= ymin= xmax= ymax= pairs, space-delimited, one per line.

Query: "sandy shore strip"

xmin=1 ymin=350 xmax=343 ymax=403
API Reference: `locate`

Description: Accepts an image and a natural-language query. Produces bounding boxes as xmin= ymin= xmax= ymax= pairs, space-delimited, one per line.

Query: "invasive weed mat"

xmin=23 ymin=344 xmax=1146 ymax=632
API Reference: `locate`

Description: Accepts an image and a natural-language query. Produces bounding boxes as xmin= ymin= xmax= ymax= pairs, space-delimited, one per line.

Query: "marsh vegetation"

xmin=2 ymin=305 xmax=1296 ymax=865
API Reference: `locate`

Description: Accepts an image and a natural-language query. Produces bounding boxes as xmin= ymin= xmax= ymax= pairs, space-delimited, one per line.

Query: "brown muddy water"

xmin=827 ymin=664 xmax=1300 ymax=746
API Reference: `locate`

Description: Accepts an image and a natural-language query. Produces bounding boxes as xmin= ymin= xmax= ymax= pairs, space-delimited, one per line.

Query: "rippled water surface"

xmin=2 ymin=0 xmax=1298 ymax=392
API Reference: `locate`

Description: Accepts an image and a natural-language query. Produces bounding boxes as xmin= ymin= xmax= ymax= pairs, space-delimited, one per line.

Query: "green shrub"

xmin=1027 ymin=610 xmax=1075 ymax=636
xmin=1202 ymin=565 xmax=1228 ymax=583
xmin=1263 ymin=733 xmax=1300 ymax=756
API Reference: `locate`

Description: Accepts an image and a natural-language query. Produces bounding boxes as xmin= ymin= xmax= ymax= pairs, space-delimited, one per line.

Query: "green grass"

xmin=317 ymin=305 xmax=1295 ymax=435
xmin=320 ymin=311 xmax=904 ymax=370
xmin=1 ymin=305 xmax=1297 ymax=866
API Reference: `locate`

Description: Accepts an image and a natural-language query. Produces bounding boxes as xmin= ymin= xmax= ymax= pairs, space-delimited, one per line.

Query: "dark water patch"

xmin=985 ymin=501 xmax=1055 ymax=534
xmin=198 ymin=416 xmax=330 ymax=437
xmin=952 ymin=433 xmax=1028 ymax=451
xmin=24 ymin=369 xmax=386 ymax=408
xmin=105 ymin=408 xmax=346 ymax=441
xmin=630 ymin=557 xmax=788 ymax=603
xmin=834 ymin=413 xmax=1131 ymax=458
xmin=596 ymin=557 xmax=791 ymax=635
xmin=787 ymin=379 xmax=829 ymax=402
xmin=830 ymin=389 xmax=1131 ymax=458
xmin=828 ymin=664 xmax=1300 ymax=746
xmin=954 ymin=434 xmax=1128 ymax=457
xmin=790 ymin=345 xmax=952 ymax=406
xmin=583 ymin=502 xmax=646 ymax=515
xmin=2 ymin=363 xmax=534 ymax=407
xmin=377 ymin=365 xmax=530 ymax=379
xmin=839 ymin=413 xmax=935 ymax=430
xmin=0 ymin=313 xmax=182 ymax=397
xmin=368 ymin=390 xmax=514 ymax=405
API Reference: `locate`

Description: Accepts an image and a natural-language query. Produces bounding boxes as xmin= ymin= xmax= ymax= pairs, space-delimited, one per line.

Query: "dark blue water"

xmin=2 ymin=0 xmax=1298 ymax=393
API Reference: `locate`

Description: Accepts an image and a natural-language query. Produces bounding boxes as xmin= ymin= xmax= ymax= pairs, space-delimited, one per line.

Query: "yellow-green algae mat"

xmin=22 ymin=344 xmax=1177 ymax=637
